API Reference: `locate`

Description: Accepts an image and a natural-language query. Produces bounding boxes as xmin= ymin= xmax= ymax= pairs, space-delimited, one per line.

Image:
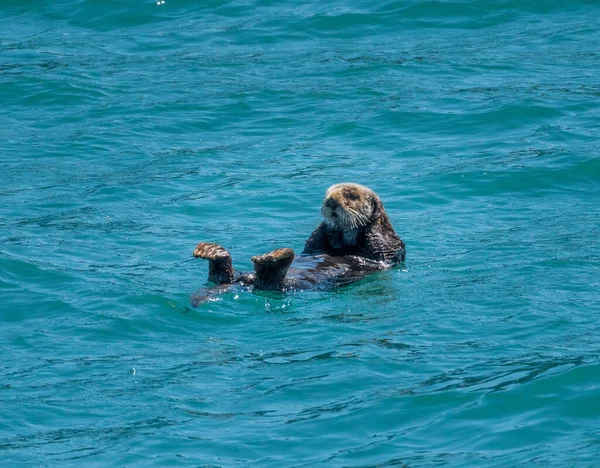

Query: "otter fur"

xmin=303 ymin=182 xmax=405 ymax=263
xmin=191 ymin=183 xmax=405 ymax=305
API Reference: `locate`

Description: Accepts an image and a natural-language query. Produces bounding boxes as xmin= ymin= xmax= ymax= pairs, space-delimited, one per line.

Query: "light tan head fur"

xmin=321 ymin=183 xmax=382 ymax=229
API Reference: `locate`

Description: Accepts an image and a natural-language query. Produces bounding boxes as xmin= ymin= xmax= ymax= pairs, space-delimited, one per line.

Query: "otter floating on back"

xmin=191 ymin=183 xmax=405 ymax=305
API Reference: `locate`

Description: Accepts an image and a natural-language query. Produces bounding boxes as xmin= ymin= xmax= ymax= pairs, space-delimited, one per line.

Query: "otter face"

xmin=321 ymin=183 xmax=378 ymax=229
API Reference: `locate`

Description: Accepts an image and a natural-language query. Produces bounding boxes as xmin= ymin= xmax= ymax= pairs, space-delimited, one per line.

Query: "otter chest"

xmin=343 ymin=229 xmax=359 ymax=245
xmin=329 ymin=228 xmax=359 ymax=251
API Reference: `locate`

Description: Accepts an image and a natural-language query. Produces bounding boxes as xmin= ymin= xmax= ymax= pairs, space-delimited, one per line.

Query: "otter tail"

xmin=193 ymin=242 xmax=235 ymax=284
xmin=251 ymin=248 xmax=295 ymax=291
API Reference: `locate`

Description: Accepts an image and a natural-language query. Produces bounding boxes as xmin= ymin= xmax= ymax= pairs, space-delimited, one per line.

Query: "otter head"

xmin=321 ymin=182 xmax=383 ymax=229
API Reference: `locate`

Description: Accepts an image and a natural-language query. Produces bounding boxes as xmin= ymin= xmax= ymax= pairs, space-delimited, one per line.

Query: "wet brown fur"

xmin=303 ymin=183 xmax=406 ymax=264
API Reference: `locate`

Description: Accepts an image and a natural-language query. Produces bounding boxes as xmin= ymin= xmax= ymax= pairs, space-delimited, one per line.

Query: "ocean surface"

xmin=1 ymin=0 xmax=599 ymax=466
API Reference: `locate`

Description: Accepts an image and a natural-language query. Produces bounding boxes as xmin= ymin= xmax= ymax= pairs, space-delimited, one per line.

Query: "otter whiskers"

xmin=345 ymin=207 xmax=369 ymax=228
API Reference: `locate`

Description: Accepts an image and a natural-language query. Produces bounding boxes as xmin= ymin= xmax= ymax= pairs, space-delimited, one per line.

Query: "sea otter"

xmin=191 ymin=183 xmax=405 ymax=304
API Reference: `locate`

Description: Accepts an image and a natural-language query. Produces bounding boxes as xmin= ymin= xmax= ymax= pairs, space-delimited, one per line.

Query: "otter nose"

xmin=325 ymin=198 xmax=339 ymax=209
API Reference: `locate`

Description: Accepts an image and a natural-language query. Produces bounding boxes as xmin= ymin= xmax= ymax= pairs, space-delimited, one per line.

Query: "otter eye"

xmin=347 ymin=191 xmax=360 ymax=201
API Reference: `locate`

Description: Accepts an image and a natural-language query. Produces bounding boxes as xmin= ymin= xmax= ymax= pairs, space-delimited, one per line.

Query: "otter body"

xmin=211 ymin=252 xmax=383 ymax=291
xmin=192 ymin=183 xmax=405 ymax=305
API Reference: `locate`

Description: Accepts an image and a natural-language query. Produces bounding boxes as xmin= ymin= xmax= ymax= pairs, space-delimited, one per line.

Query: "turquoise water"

xmin=1 ymin=0 xmax=599 ymax=465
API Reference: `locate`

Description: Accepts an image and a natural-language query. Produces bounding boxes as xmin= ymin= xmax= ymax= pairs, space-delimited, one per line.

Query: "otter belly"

xmin=282 ymin=254 xmax=384 ymax=290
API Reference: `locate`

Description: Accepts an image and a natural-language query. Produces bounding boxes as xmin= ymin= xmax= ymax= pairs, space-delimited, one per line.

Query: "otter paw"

xmin=251 ymin=248 xmax=295 ymax=266
xmin=193 ymin=242 xmax=231 ymax=261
